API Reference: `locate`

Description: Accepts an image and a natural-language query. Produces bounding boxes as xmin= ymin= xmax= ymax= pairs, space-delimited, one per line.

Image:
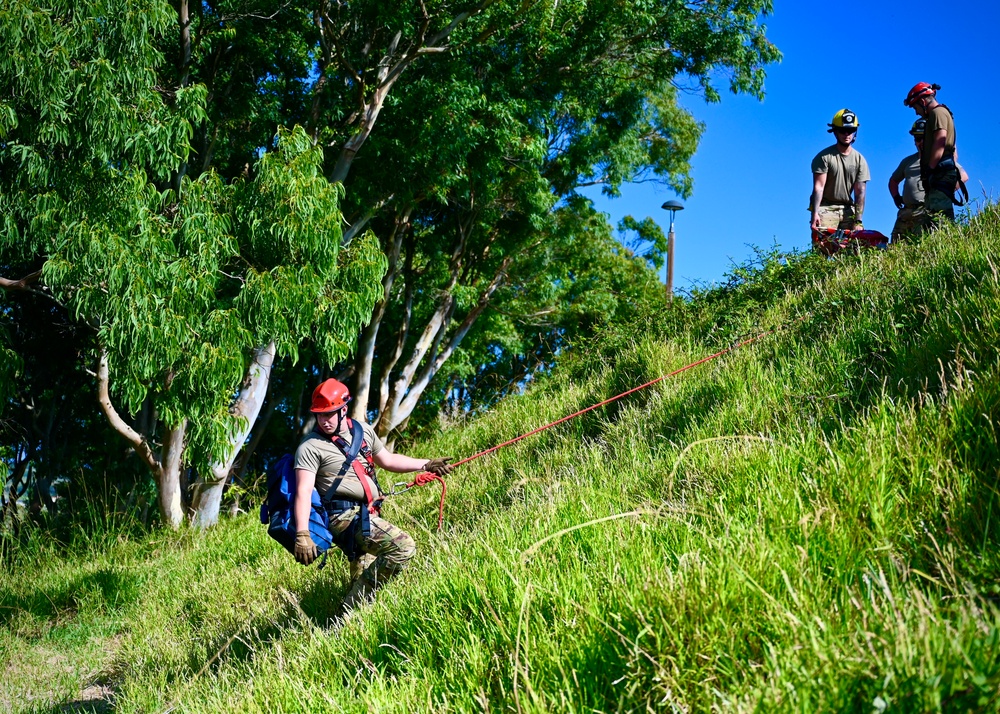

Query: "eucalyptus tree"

xmin=131 ymin=0 xmax=779 ymax=520
xmin=157 ymin=0 xmax=779 ymax=449
xmin=1 ymin=0 xmax=200 ymax=526
xmin=0 ymin=1 xmax=385 ymax=527
xmin=332 ymin=0 xmax=780 ymax=436
xmin=2 ymin=0 xmax=780 ymax=530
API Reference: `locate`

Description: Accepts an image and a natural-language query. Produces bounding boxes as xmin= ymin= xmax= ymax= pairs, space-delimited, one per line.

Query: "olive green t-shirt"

xmin=811 ymin=145 xmax=870 ymax=206
xmin=891 ymin=153 xmax=924 ymax=206
xmin=294 ymin=420 xmax=385 ymax=501
xmin=921 ymin=105 xmax=956 ymax=169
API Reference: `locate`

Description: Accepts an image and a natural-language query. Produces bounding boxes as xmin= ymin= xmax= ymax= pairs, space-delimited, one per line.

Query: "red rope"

xmin=404 ymin=321 xmax=797 ymax=529
xmin=405 ymin=472 xmax=447 ymax=530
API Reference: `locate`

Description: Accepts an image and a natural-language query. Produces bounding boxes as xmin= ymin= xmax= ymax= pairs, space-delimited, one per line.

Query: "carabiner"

xmin=389 ymin=481 xmax=411 ymax=496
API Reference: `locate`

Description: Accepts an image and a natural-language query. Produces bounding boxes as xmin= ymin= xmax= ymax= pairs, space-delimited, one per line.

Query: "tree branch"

xmin=0 ymin=270 xmax=42 ymax=292
xmin=325 ymin=0 xmax=497 ymax=185
xmin=342 ymin=192 xmax=395 ymax=247
xmin=387 ymin=255 xmax=511 ymax=435
xmin=96 ymin=349 xmax=161 ymax=473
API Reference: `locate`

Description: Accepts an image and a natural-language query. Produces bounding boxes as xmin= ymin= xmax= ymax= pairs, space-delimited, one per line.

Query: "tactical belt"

xmin=323 ymin=497 xmax=383 ymax=562
xmin=924 ymin=147 xmax=969 ymax=207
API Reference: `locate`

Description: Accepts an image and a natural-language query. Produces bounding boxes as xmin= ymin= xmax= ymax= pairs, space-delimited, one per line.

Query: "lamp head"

xmin=661 ymin=200 xmax=685 ymax=213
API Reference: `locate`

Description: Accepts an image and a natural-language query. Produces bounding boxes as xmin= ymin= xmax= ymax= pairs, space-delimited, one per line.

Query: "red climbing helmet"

xmin=310 ymin=378 xmax=352 ymax=413
xmin=904 ymin=82 xmax=939 ymax=107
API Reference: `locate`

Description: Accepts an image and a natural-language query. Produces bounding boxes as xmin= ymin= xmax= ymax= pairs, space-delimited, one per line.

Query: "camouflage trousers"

xmin=891 ymin=205 xmax=929 ymax=242
xmin=814 ymin=204 xmax=856 ymax=231
xmin=925 ymin=162 xmax=959 ymax=222
xmin=811 ymin=204 xmax=858 ymax=253
xmin=329 ymin=506 xmax=416 ymax=586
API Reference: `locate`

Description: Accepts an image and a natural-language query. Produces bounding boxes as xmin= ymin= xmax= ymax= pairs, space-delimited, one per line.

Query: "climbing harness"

xmin=261 ymin=418 xmax=383 ymax=568
xmin=324 ymin=418 xmax=385 ymax=563
xmin=399 ymin=319 xmax=802 ymax=529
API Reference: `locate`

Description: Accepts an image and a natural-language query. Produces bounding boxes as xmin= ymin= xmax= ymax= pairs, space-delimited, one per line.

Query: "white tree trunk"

xmin=351 ymin=218 xmax=407 ymax=420
xmin=190 ymin=341 xmax=277 ymax=529
xmin=158 ymin=420 xmax=188 ymax=529
xmin=98 ymin=349 xmax=189 ymax=529
xmin=375 ymin=259 xmax=509 ymax=438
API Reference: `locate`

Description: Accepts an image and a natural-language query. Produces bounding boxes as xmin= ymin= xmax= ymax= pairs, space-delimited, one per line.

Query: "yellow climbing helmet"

xmin=827 ymin=108 xmax=860 ymax=133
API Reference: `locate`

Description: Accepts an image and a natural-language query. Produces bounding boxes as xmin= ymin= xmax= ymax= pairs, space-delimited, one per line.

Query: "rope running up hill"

xmin=400 ymin=318 xmax=803 ymax=529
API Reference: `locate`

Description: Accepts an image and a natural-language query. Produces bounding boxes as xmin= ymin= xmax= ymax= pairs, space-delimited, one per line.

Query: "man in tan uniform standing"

xmin=904 ymin=82 xmax=960 ymax=223
xmin=888 ymin=119 xmax=929 ymax=241
xmin=809 ymin=109 xmax=870 ymax=250
xmin=293 ymin=378 xmax=453 ymax=610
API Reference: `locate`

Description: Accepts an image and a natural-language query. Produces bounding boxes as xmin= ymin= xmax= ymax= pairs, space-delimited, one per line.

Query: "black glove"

xmin=294 ymin=530 xmax=318 ymax=565
xmin=893 ymin=196 xmax=906 ymax=209
xmin=423 ymin=457 xmax=454 ymax=477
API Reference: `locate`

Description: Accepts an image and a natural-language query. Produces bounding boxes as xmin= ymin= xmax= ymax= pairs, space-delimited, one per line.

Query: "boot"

xmin=349 ymin=553 xmax=376 ymax=582
xmin=341 ymin=575 xmax=377 ymax=613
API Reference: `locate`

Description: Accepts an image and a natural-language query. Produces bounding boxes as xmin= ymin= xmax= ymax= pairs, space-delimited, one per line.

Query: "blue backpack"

xmin=260 ymin=453 xmax=334 ymax=564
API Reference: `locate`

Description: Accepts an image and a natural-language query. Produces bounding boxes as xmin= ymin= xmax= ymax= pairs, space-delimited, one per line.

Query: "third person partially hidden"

xmin=888 ymin=117 xmax=969 ymax=243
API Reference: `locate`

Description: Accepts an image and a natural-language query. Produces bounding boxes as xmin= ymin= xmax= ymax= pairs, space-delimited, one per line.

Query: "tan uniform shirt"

xmin=921 ymin=105 xmax=956 ymax=169
xmin=294 ymin=420 xmax=385 ymax=501
xmin=891 ymin=153 xmax=924 ymax=207
xmin=811 ymin=145 xmax=870 ymax=206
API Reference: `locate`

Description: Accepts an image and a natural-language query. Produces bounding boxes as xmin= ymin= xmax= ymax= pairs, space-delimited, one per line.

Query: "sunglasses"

xmin=834 ymin=127 xmax=857 ymax=135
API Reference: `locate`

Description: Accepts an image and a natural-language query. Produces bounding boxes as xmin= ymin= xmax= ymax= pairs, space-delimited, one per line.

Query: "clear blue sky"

xmin=584 ymin=1 xmax=1000 ymax=291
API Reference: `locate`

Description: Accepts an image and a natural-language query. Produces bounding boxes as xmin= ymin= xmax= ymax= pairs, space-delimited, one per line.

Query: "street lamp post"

xmin=661 ymin=200 xmax=684 ymax=300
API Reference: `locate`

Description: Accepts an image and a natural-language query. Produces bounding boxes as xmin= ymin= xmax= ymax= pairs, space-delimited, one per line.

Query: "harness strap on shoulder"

xmin=350 ymin=459 xmax=380 ymax=511
xmin=327 ymin=419 xmax=382 ymax=512
xmin=332 ymin=419 xmax=366 ymax=477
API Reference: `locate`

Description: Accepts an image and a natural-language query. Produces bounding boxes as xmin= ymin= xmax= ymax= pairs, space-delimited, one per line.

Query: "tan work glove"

xmin=294 ymin=530 xmax=318 ymax=565
xmin=423 ymin=457 xmax=454 ymax=477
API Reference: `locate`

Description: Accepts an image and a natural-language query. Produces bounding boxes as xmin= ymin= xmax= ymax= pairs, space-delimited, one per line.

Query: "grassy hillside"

xmin=4 ymin=207 xmax=1000 ymax=713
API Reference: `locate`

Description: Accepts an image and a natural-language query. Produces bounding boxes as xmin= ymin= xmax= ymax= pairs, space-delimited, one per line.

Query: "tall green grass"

xmin=3 ymin=207 xmax=1000 ymax=712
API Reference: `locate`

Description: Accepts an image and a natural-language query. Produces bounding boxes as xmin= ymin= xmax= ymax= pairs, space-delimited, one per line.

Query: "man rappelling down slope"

xmin=293 ymin=378 xmax=453 ymax=610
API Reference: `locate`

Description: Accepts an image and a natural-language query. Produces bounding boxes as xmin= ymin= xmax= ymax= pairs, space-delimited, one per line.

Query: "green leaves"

xmin=0 ymin=0 xmax=190 ymax=185
xmin=2 ymin=0 xmax=781 ymax=492
xmin=32 ymin=127 xmax=384 ymax=469
xmin=1 ymin=1 xmax=387 ymax=472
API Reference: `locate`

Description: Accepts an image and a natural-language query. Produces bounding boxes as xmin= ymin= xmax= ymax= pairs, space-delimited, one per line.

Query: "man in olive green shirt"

xmin=889 ymin=117 xmax=968 ymax=241
xmin=889 ymin=119 xmax=928 ymax=241
xmin=810 ymin=109 xmax=870 ymax=248
xmin=904 ymin=82 xmax=959 ymax=221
